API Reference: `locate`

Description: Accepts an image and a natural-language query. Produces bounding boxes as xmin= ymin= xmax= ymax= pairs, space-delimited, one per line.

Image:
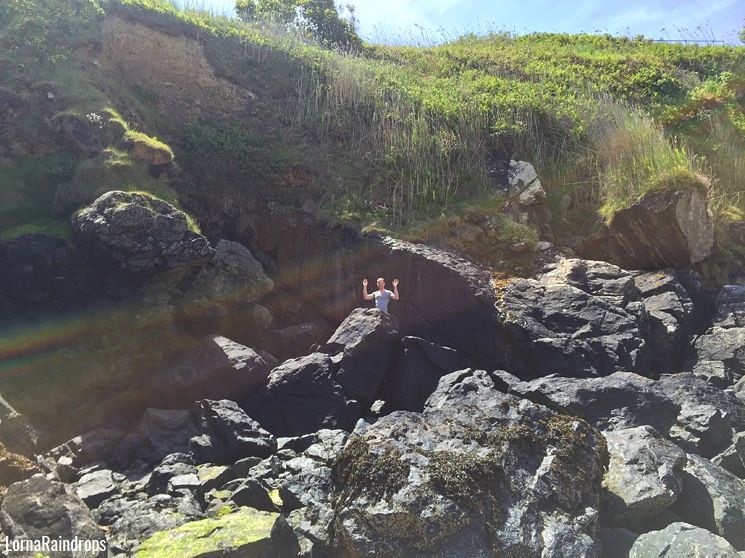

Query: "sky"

xmin=201 ymin=0 xmax=744 ymax=46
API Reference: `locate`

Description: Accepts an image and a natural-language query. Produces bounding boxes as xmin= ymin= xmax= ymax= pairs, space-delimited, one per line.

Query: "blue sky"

xmin=199 ymin=0 xmax=744 ymax=45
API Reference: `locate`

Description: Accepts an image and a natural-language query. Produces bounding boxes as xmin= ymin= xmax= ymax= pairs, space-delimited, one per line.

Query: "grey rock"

xmin=242 ymin=352 xmax=362 ymax=437
xmin=598 ymin=527 xmax=639 ymax=558
xmin=600 ymin=425 xmax=687 ymax=530
xmin=327 ymin=308 xmax=399 ymax=405
xmin=75 ymin=469 xmax=120 ymax=509
xmin=167 ymin=473 xmax=201 ymax=495
xmin=686 ymin=327 xmax=745 ymax=387
xmin=137 ymin=408 xmax=198 ymax=463
xmin=384 ymin=336 xmax=462 ymax=412
xmin=0 ymin=474 xmax=107 ymax=557
xmin=190 ymin=399 xmax=277 ymax=464
xmin=230 ymin=478 xmax=278 ymax=512
xmin=629 ymin=522 xmax=740 ymax=558
xmin=150 ymin=335 xmax=271 ymax=408
xmin=715 ymin=285 xmax=745 ymax=328
xmin=196 ymin=465 xmax=235 ymax=492
xmin=669 ymin=453 xmax=745 ymax=550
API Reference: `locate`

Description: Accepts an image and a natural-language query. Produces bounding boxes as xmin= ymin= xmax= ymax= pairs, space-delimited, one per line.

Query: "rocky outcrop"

xmin=0 ymin=474 xmax=108 ymax=557
xmin=330 ymin=369 xmax=608 ymax=557
xmin=149 ymin=335 xmax=271 ymax=408
xmin=628 ymin=522 xmax=741 ymax=557
xmin=365 ymin=237 xmax=499 ymax=365
xmin=72 ymin=190 xmax=213 ymax=280
xmin=583 ymin=187 xmax=714 ymax=269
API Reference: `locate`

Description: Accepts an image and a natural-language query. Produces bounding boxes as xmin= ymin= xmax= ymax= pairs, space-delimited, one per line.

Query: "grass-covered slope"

xmin=0 ymin=0 xmax=743 ymax=249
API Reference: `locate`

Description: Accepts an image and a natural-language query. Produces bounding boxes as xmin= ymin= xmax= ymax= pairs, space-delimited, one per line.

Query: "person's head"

xmin=376 ymin=277 xmax=385 ymax=290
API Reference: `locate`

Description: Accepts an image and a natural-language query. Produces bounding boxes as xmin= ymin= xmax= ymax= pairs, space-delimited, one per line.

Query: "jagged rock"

xmin=138 ymin=408 xmax=199 ymax=463
xmin=46 ymin=427 xmax=126 ymax=470
xmin=229 ymin=478 xmax=278 ymax=512
xmin=190 ymin=399 xmax=277 ymax=464
xmin=0 ymin=442 xmax=40 ymax=488
xmin=326 ymin=308 xmax=399 ymax=405
xmin=242 ymin=352 xmax=362 ymax=437
xmin=600 ymin=425 xmax=687 ymax=530
xmin=634 ymin=269 xmax=699 ymax=373
xmin=656 ymin=372 xmax=745 ymax=458
xmin=101 ymin=491 xmax=204 ymax=554
xmin=75 ymin=468 xmax=120 ymax=509
xmin=149 ymin=335 xmax=271 ymax=408
xmin=196 ymin=465 xmax=234 ymax=492
xmin=713 ymin=285 xmax=745 ymax=327
xmin=0 ymin=396 xmax=37 ymax=457
xmin=628 ymin=522 xmax=741 ymax=557
xmin=685 ymin=327 xmax=745 ymax=387
xmin=669 ymin=453 xmax=745 ymax=550
xmin=72 ymin=190 xmax=213 ymax=279
xmin=178 ymin=240 xmax=274 ymax=335
xmin=55 ymin=113 xmax=100 ymax=158
xmin=384 ymin=336 xmax=462 ymax=412
xmin=509 ymin=372 xmax=681 ymax=432
xmin=135 ymin=508 xmax=299 ymax=558
xmin=495 ymin=275 xmax=650 ymax=378
xmin=583 ymin=187 xmax=715 ymax=269
xmin=712 ymin=433 xmax=745 ymax=478
xmin=365 ymin=237 xmax=499 ymax=365
xmin=0 ymin=474 xmax=107 ymax=557
xmin=167 ymin=473 xmax=201 ymax=495
xmin=331 ymin=368 xmax=607 ymax=557
xmin=146 ymin=456 xmax=197 ymax=495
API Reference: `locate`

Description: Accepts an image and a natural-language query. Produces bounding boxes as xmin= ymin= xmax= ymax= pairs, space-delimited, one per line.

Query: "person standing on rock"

xmin=362 ymin=277 xmax=399 ymax=313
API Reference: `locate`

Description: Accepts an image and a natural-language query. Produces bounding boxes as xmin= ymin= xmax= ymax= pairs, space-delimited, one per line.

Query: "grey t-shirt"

xmin=374 ymin=289 xmax=393 ymax=312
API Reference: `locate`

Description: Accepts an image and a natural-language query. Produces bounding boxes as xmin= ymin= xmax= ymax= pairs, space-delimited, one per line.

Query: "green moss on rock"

xmin=134 ymin=507 xmax=279 ymax=558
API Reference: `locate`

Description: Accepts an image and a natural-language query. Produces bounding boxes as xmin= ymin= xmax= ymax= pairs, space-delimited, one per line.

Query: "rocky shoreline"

xmin=0 ymin=192 xmax=744 ymax=557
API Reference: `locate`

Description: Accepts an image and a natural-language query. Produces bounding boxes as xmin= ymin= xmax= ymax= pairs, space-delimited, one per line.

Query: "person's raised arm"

xmin=392 ymin=278 xmax=400 ymax=300
xmin=362 ymin=278 xmax=374 ymax=300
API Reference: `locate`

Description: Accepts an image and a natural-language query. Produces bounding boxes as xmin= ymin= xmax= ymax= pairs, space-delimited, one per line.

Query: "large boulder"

xmin=494 ymin=274 xmax=650 ymax=378
xmin=364 ymin=237 xmax=499 ymax=365
xmin=600 ymin=425 xmax=687 ymax=530
xmin=326 ymin=308 xmax=399 ymax=405
xmin=177 ymin=240 xmax=274 ymax=336
xmin=582 ymin=187 xmax=714 ymax=269
xmin=149 ymin=335 xmax=271 ymax=407
xmin=242 ymin=352 xmax=361 ymax=437
xmin=628 ymin=522 xmax=741 ymax=558
xmin=330 ymin=369 xmax=608 ymax=558
xmin=0 ymin=474 xmax=108 ymax=557
xmin=72 ymin=190 xmax=213 ymax=280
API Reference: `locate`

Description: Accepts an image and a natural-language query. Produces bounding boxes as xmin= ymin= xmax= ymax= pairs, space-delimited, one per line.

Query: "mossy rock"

xmin=134 ymin=507 xmax=279 ymax=557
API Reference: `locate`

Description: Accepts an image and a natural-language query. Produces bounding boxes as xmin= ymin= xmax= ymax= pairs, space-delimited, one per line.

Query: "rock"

xmin=168 ymin=473 xmax=201 ymax=495
xmin=669 ymin=453 xmax=745 ymax=550
xmin=242 ymin=352 xmax=362 ymax=437
xmin=583 ymin=187 xmax=715 ymax=269
xmin=0 ymin=396 xmax=37 ymax=457
xmin=656 ymin=372 xmax=745 ymax=458
xmin=629 ymin=522 xmax=741 ymax=557
xmin=0 ymin=233 xmax=91 ymax=315
xmin=495 ymin=276 xmax=651 ymax=378
xmin=72 ymin=190 xmax=213 ymax=280
xmin=102 ymin=491 xmax=204 ymax=554
xmin=138 ymin=408 xmax=199 ymax=463
xmin=634 ymin=269 xmax=699 ymax=373
xmin=75 ymin=469 xmax=120 ymax=509
xmin=146 ymin=457 xmax=197 ymax=496
xmin=685 ymin=327 xmax=745 ymax=387
xmin=384 ymin=336 xmax=462 ymax=412
xmin=0 ymin=442 xmax=40 ymax=488
xmin=229 ymin=478 xmax=278 ymax=512
xmin=598 ymin=527 xmax=639 ymax=558
xmin=261 ymin=322 xmax=330 ymax=363
xmin=326 ymin=308 xmax=399 ymax=405
xmin=134 ymin=508 xmax=299 ymax=558
xmin=55 ymin=113 xmax=100 ymax=158
xmin=190 ymin=399 xmax=277 ymax=464
xmin=178 ymin=240 xmax=274 ymax=335
xmin=0 ymin=474 xmax=107 ymax=557
xmin=46 ymin=427 xmax=126 ymax=470
xmin=196 ymin=465 xmax=235 ymax=492
xmin=331 ymin=368 xmax=607 ymax=557
xmin=509 ymin=372 xmax=680 ymax=434
xmin=365 ymin=237 xmax=500 ymax=365
xmin=149 ymin=336 xmax=271 ymax=408
xmin=600 ymin=426 xmax=687 ymax=530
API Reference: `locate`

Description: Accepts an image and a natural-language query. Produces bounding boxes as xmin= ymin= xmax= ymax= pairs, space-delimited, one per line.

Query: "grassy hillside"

xmin=0 ymin=0 xmax=743 ymax=253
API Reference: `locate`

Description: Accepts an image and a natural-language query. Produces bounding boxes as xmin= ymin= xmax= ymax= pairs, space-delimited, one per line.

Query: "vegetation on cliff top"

xmin=0 ymin=0 xmax=743 ymax=250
